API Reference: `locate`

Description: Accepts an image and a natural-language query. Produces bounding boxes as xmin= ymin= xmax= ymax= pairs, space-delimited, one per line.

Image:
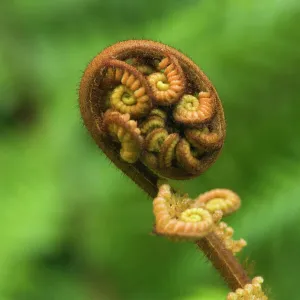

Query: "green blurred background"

xmin=1 ymin=0 xmax=300 ymax=299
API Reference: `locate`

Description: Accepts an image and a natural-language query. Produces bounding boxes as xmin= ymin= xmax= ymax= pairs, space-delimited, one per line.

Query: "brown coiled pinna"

xmin=79 ymin=40 xmax=267 ymax=298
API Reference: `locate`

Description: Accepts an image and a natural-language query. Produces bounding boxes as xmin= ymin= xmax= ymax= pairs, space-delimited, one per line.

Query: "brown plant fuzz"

xmin=79 ymin=40 xmax=252 ymax=293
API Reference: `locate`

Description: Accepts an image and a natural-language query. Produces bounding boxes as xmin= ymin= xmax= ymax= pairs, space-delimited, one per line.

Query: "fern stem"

xmin=196 ymin=232 xmax=250 ymax=290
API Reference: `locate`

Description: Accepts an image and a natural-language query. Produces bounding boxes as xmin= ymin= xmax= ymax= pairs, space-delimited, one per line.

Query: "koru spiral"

xmin=79 ymin=40 xmax=226 ymax=179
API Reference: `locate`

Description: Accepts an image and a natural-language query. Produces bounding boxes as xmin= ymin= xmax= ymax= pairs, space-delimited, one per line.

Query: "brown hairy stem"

xmin=197 ymin=233 xmax=250 ymax=291
xmin=79 ymin=40 xmax=251 ymax=292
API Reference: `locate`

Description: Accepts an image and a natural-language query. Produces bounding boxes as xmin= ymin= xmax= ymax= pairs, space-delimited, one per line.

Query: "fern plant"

xmin=79 ymin=40 xmax=268 ymax=299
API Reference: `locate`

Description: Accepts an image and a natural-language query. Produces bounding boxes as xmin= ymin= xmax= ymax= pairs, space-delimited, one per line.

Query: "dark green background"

xmin=1 ymin=1 xmax=299 ymax=299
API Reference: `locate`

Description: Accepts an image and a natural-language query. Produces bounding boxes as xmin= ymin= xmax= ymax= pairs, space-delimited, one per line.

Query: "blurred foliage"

xmin=1 ymin=0 xmax=300 ymax=299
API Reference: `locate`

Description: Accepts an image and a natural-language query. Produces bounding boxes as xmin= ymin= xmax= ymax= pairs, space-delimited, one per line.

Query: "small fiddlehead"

xmin=102 ymin=111 xmax=143 ymax=163
xmin=227 ymin=277 xmax=268 ymax=300
xmin=147 ymin=55 xmax=186 ymax=105
xmin=194 ymin=189 xmax=241 ymax=216
xmin=185 ymin=124 xmax=224 ymax=150
xmin=173 ymin=92 xmax=215 ymax=124
xmin=214 ymin=222 xmax=247 ymax=255
xmin=102 ymin=60 xmax=152 ymax=118
xmin=153 ymin=183 xmax=222 ymax=240
xmin=145 ymin=128 xmax=168 ymax=152
xmin=79 ymin=40 xmax=266 ymax=297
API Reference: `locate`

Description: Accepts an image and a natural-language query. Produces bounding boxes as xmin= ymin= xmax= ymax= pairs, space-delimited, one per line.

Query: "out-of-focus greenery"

xmin=1 ymin=0 xmax=300 ymax=299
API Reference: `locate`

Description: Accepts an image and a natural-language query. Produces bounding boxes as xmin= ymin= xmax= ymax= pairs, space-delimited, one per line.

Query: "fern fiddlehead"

xmin=79 ymin=40 xmax=267 ymax=298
